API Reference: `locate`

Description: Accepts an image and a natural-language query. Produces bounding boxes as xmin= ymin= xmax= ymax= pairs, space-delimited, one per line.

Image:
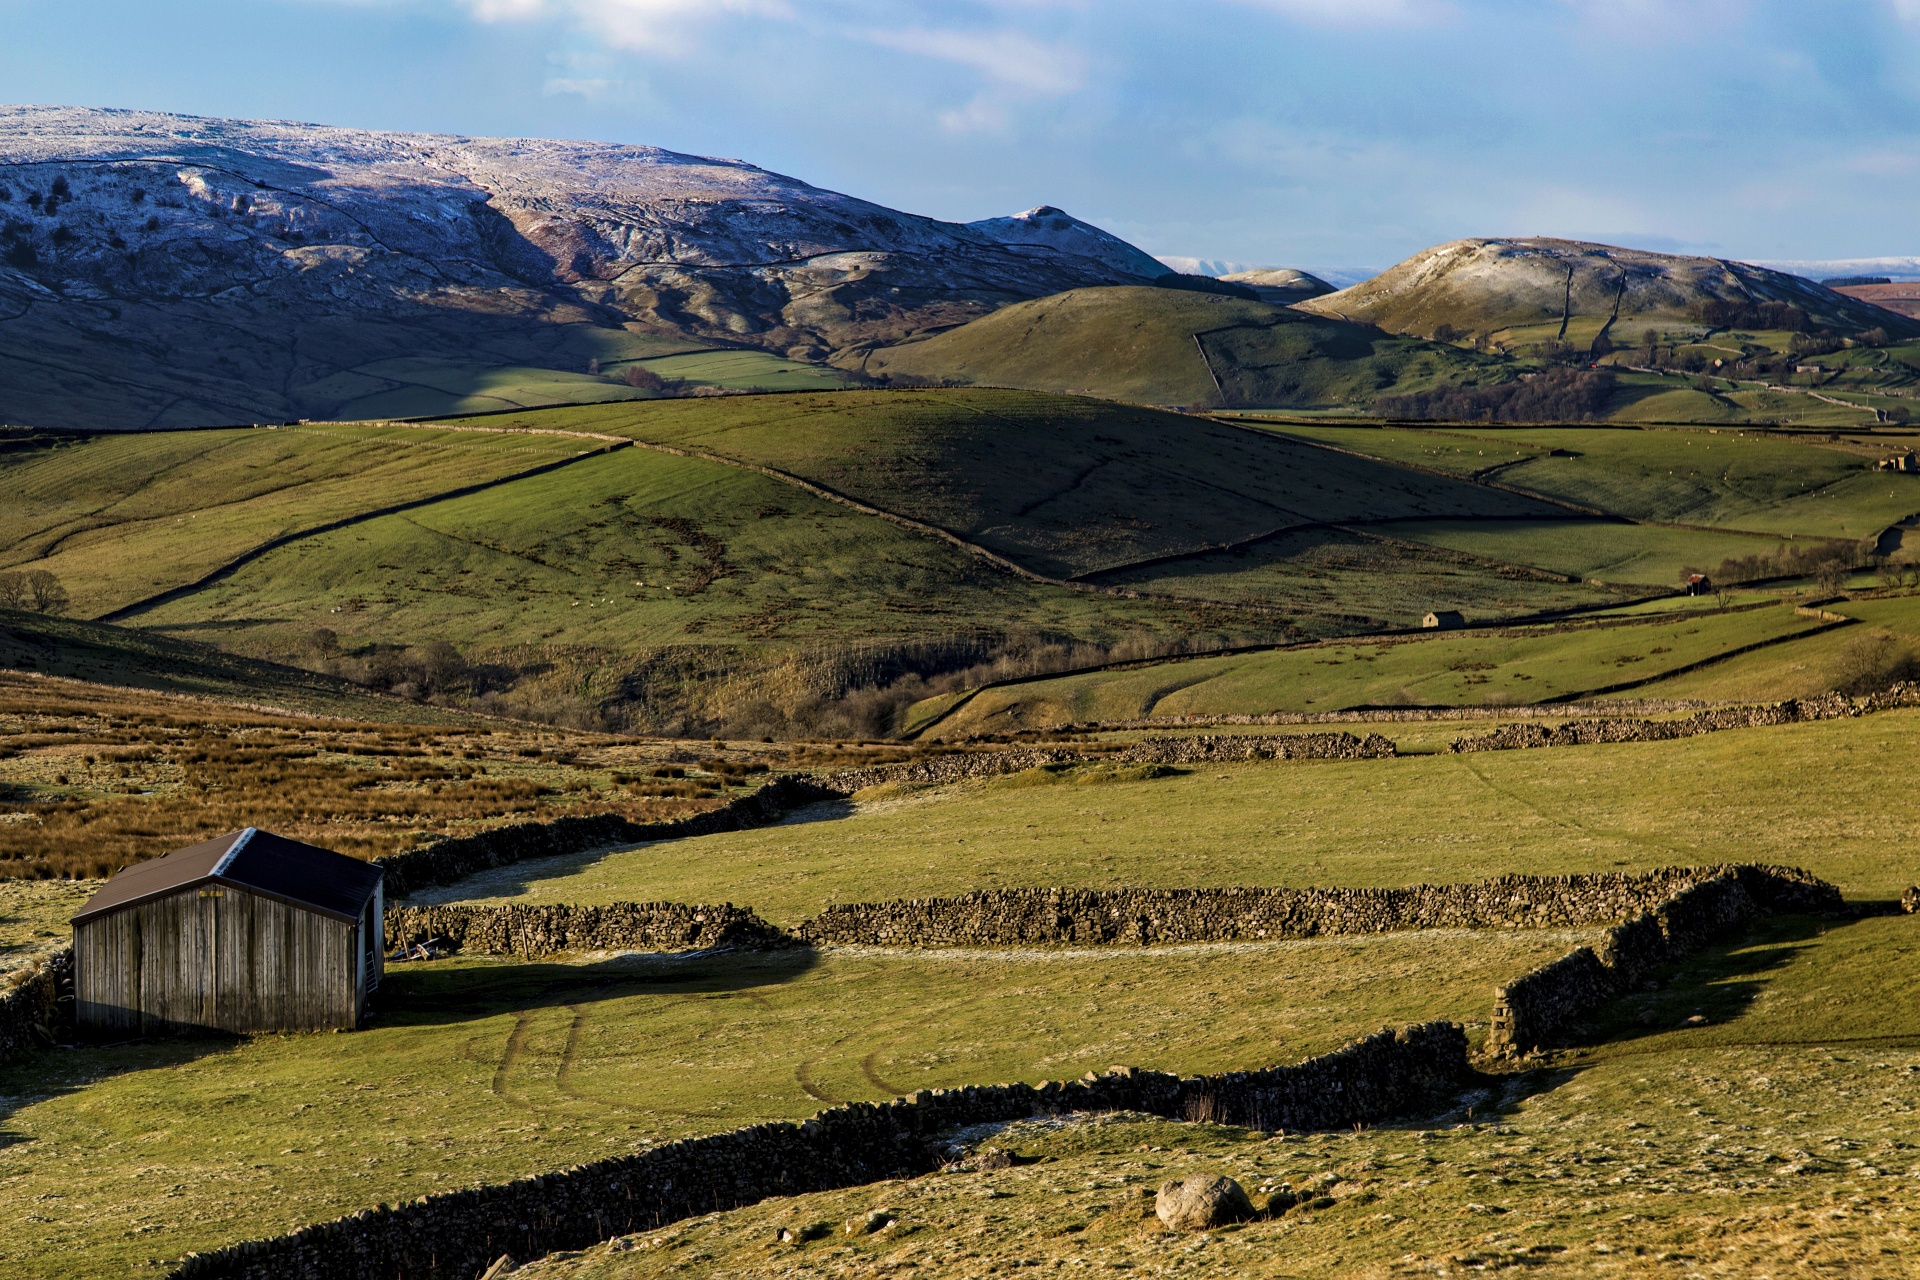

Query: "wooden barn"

xmin=71 ymin=828 xmax=384 ymax=1035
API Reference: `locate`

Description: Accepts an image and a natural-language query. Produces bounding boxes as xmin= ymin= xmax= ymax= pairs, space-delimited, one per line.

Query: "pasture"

xmin=0 ymin=928 xmax=1571 ymax=1280
xmin=917 ymin=601 xmax=1830 ymax=733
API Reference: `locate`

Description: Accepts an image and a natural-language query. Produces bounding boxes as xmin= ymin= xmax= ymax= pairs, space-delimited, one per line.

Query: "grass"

xmin=1382 ymin=520 xmax=1790 ymax=587
xmin=409 ymin=709 xmax=1920 ymax=923
xmin=513 ymin=914 xmax=1920 ymax=1280
xmin=1080 ymin=528 xmax=1627 ymax=623
xmin=320 ymin=358 xmax=655 ymax=421
xmin=0 ymin=423 xmax=593 ymax=617
xmin=125 ymin=438 xmax=1210 ymax=657
xmin=860 ymin=286 xmax=1507 ymax=410
xmin=447 ymin=391 xmax=1560 ymax=580
xmin=0 ymin=611 xmax=473 ymax=723
xmin=0 ymin=877 xmax=94 ymax=974
xmin=920 ymin=602 xmax=1829 ymax=734
xmin=0 ymin=930 xmax=1576 ymax=1280
xmin=0 ymin=672 xmax=786 ymax=878
xmin=616 ymin=350 xmax=848 ymax=393
xmin=1260 ymin=423 xmax=1918 ymax=540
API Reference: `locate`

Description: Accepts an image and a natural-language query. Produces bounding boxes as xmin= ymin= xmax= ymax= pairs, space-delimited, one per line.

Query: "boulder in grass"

xmin=1155 ymin=1174 xmax=1254 ymax=1232
xmin=1902 ymin=886 xmax=1918 ymax=914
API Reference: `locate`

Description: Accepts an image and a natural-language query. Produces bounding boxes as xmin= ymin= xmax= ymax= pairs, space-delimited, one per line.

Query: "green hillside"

xmin=857 ymin=286 xmax=1507 ymax=410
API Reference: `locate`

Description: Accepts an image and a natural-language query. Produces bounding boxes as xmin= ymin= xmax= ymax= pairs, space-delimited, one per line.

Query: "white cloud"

xmin=1889 ymin=0 xmax=1920 ymax=22
xmin=867 ymin=26 xmax=1087 ymax=131
xmin=457 ymin=0 xmax=791 ymax=54
xmin=1231 ymin=0 xmax=1452 ymax=28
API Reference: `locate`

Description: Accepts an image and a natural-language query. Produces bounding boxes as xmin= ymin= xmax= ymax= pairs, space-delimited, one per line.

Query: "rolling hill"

xmin=857 ymin=286 xmax=1508 ymax=409
xmin=1296 ymin=238 xmax=1920 ymax=351
xmin=0 ymin=106 xmax=1159 ymax=430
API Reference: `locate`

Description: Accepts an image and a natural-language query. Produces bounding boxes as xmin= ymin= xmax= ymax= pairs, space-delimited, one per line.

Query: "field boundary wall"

xmin=166 ymin=1021 xmax=1473 ymax=1280
xmin=1448 ymin=686 xmax=1920 ymax=753
xmin=0 ymin=948 xmax=71 ymax=1062
xmin=1485 ymin=866 xmax=1842 ymax=1056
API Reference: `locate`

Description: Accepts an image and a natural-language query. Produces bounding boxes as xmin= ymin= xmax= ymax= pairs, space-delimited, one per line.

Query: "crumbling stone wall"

xmin=793 ymin=867 xmax=1820 ymax=949
xmin=1449 ymin=686 xmax=1920 ymax=754
xmin=166 ymin=1022 xmax=1473 ymax=1280
xmin=1113 ymin=733 xmax=1394 ymax=765
xmin=0 ymin=948 xmax=69 ymax=1061
xmin=384 ymin=902 xmax=789 ymax=956
xmin=1484 ymin=867 xmax=1840 ymax=1056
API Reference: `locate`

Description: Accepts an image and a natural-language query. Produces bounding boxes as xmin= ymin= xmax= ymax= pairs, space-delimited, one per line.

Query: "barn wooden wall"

xmin=74 ymin=887 xmax=362 ymax=1034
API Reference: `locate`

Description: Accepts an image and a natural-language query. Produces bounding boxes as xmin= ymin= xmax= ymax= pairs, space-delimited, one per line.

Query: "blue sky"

xmin=2 ymin=0 xmax=1917 ymax=272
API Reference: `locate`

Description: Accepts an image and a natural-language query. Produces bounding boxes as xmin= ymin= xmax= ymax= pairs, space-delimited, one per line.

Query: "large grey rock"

xmin=1155 ymin=1174 xmax=1254 ymax=1232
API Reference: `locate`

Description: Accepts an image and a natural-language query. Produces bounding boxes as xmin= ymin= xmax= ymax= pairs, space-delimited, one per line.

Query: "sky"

xmin=1 ymin=0 xmax=1917 ymax=273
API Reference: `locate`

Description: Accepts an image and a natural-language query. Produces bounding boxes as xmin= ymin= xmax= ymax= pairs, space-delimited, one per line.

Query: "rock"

xmin=1902 ymin=886 xmax=1918 ymax=914
xmin=844 ymin=1211 xmax=894 ymax=1235
xmin=1155 ymin=1175 xmax=1254 ymax=1232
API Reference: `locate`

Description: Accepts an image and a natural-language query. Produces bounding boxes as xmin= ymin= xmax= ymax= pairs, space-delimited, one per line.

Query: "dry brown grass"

xmin=0 ymin=673 xmax=807 ymax=878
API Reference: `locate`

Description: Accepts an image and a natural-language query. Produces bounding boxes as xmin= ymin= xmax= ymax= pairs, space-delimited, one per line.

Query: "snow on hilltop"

xmin=0 ymin=105 xmax=1159 ymax=429
xmin=966 ymin=206 xmax=1169 ymax=280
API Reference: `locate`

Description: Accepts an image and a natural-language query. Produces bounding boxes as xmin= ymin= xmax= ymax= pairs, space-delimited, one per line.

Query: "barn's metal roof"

xmin=71 ymin=829 xmax=382 ymax=926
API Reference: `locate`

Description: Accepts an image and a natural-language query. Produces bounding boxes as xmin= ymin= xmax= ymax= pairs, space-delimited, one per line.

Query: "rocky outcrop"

xmin=166 ymin=1022 xmax=1473 ymax=1280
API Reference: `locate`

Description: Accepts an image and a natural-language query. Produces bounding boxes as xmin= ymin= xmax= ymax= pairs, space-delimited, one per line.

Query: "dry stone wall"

xmin=1484 ymin=867 xmax=1840 ymax=1056
xmin=793 ymin=868 xmax=1799 ymax=949
xmin=1449 ymin=687 xmax=1920 ymax=754
xmin=166 ymin=1022 xmax=1473 ymax=1280
xmin=0 ymin=948 xmax=69 ymax=1061
xmin=384 ymin=902 xmax=789 ymax=956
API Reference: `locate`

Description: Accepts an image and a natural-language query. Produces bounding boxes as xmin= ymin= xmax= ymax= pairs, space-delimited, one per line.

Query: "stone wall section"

xmin=384 ymin=902 xmax=789 ymax=956
xmin=0 ymin=948 xmax=70 ymax=1061
xmin=1902 ymin=886 xmax=1917 ymax=914
xmin=793 ymin=867 xmax=1813 ymax=950
xmin=1449 ymin=686 xmax=1920 ymax=754
xmin=166 ymin=1022 xmax=1473 ymax=1280
xmin=1484 ymin=867 xmax=1840 ymax=1056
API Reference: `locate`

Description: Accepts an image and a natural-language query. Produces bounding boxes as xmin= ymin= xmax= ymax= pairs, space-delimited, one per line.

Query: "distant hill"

xmin=1829 ymin=282 xmax=1920 ymax=321
xmin=858 ymin=285 xmax=1506 ymax=409
xmin=0 ymin=106 xmax=1159 ymax=430
xmin=966 ymin=206 xmax=1170 ymax=280
xmin=1217 ymin=268 xmax=1335 ymax=303
xmin=1296 ymin=238 xmax=1920 ymax=350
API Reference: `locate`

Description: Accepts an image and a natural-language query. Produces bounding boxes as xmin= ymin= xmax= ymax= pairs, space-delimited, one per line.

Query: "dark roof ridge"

xmin=72 ymin=828 xmax=381 ymax=926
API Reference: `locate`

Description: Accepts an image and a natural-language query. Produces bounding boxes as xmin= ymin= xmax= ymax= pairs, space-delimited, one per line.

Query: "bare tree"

xmin=0 ymin=572 xmax=24 ymax=610
xmin=22 ymin=570 xmax=68 ymax=614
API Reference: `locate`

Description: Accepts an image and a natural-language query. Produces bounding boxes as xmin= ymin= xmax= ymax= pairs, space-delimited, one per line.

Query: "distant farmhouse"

xmin=1877 ymin=451 xmax=1919 ymax=473
xmin=71 ymin=829 xmax=384 ymax=1035
xmin=1422 ymin=611 xmax=1466 ymax=630
xmin=1684 ymin=573 xmax=1713 ymax=596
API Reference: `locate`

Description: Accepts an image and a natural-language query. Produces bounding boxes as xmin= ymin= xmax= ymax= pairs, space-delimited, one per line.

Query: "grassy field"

xmin=408 ymin=708 xmax=1920 ymax=922
xmin=1381 ymin=520 xmax=1791 ymax=586
xmin=0 ymin=929 xmax=1575 ymax=1280
xmin=0 ymin=423 xmax=595 ymax=617
xmin=1261 ymin=423 xmax=1920 ymax=540
xmin=915 ymin=602 xmax=1829 ymax=734
xmin=124 ymin=439 xmax=1211 ymax=658
xmin=1079 ymin=527 xmax=1628 ymax=622
xmin=516 ymin=912 xmax=1920 ymax=1280
xmin=319 ymin=358 xmax=656 ymax=421
xmin=457 ymin=391 xmax=1561 ymax=579
xmin=616 ymin=350 xmax=848 ymax=393
xmin=860 ymin=286 xmax=1507 ymax=410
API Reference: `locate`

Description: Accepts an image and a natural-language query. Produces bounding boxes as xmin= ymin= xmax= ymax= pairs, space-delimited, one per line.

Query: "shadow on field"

xmin=1585 ymin=913 xmax=1820 ymax=1047
xmin=372 ymin=945 xmax=822 ymax=1025
xmin=0 ymin=1036 xmax=240 ymax=1141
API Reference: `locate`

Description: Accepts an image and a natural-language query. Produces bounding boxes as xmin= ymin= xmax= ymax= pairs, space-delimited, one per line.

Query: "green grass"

xmin=125 ymin=440 xmax=1212 ymax=658
xmin=1261 ymin=424 xmax=1917 ymax=539
xmin=922 ymin=602 xmax=1827 ymax=733
xmin=320 ymin=359 xmax=656 ymax=420
xmin=0 ymin=612 xmax=479 ymax=724
xmin=0 ymin=424 xmax=594 ymax=617
xmin=1080 ymin=528 xmax=1626 ymax=623
xmin=1383 ymin=520 xmax=1790 ymax=586
xmin=619 ymin=350 xmax=848 ymax=392
xmin=457 ymin=391 xmax=1562 ymax=580
xmin=409 ymin=709 xmax=1920 ymax=922
xmin=0 ymin=878 xmax=94 ymax=974
xmin=0 ymin=930 xmax=1573 ymax=1280
xmin=514 ymin=912 xmax=1920 ymax=1280
xmin=861 ymin=286 xmax=1507 ymax=410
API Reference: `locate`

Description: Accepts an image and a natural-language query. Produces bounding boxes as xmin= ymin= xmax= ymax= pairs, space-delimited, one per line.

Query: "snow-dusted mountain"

xmin=966 ymin=206 xmax=1169 ymax=280
xmin=0 ymin=106 xmax=1158 ymax=429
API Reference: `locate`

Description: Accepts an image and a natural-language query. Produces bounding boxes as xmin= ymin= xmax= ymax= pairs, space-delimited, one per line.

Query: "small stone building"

xmin=71 ymin=828 xmax=383 ymax=1035
xmin=1685 ymin=573 xmax=1712 ymax=596
xmin=1422 ymin=610 xmax=1466 ymax=630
